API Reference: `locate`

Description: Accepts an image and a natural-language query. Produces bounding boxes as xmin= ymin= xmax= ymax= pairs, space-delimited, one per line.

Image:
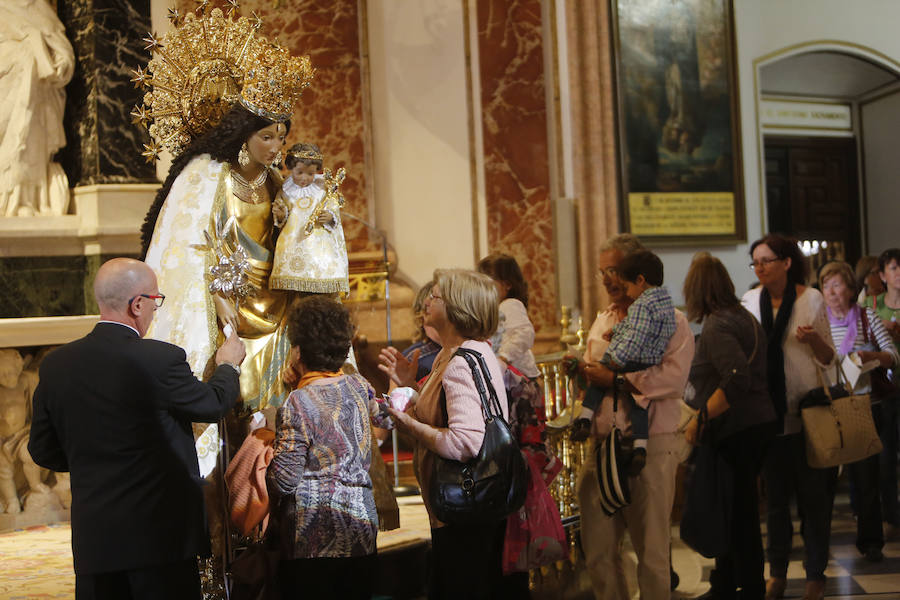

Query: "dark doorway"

xmin=764 ymin=136 xmax=861 ymax=272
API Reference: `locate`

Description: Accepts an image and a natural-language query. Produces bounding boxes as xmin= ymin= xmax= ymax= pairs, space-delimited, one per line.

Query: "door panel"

xmin=764 ymin=136 xmax=860 ymax=272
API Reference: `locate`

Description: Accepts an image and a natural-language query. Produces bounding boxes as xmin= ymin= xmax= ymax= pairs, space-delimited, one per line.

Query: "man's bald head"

xmin=94 ymin=258 xmax=156 ymax=314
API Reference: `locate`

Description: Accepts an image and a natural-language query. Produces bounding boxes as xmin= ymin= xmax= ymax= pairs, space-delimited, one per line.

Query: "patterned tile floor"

xmin=2 ymin=490 xmax=899 ymax=599
xmin=669 ymin=489 xmax=900 ymax=599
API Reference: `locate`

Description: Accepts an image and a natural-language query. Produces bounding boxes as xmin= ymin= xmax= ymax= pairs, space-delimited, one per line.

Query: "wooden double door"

xmin=764 ymin=136 xmax=861 ymax=268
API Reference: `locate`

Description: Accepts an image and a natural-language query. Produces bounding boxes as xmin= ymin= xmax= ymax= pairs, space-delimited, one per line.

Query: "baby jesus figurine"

xmin=270 ymin=143 xmax=350 ymax=295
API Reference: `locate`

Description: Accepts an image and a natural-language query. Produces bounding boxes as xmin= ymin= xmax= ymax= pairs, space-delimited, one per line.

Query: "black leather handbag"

xmin=679 ymin=407 xmax=733 ymax=558
xmin=430 ymin=347 xmax=529 ymax=525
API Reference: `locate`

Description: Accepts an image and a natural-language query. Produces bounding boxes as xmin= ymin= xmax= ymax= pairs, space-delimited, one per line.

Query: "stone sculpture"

xmin=0 ymin=0 xmax=75 ymax=217
xmin=0 ymin=349 xmax=53 ymax=514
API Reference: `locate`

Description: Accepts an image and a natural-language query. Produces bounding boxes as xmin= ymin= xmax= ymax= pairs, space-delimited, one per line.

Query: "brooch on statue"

xmin=203 ymin=218 xmax=254 ymax=305
xmin=303 ymin=167 xmax=346 ymax=235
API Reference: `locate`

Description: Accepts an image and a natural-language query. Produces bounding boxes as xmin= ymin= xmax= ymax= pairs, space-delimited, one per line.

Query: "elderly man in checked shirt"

xmin=571 ymin=249 xmax=677 ymax=475
xmin=572 ymin=237 xmax=692 ymax=599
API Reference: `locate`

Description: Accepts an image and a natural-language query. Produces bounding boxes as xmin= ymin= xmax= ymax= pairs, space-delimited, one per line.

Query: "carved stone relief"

xmin=0 ymin=347 xmax=69 ymax=532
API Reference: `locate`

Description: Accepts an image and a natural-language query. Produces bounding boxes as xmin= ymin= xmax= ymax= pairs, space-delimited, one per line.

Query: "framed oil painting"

xmin=612 ymin=0 xmax=745 ymax=243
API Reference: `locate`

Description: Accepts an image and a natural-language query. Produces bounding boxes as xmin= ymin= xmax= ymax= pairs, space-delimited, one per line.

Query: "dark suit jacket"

xmin=28 ymin=322 xmax=240 ymax=575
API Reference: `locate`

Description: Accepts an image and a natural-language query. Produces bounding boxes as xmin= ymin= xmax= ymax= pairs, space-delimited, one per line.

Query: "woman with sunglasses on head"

xmin=741 ymin=234 xmax=835 ymax=600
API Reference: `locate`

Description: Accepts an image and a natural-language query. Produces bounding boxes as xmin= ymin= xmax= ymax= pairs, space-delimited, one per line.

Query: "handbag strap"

xmin=454 ymin=347 xmax=504 ymax=420
xmin=860 ymin=307 xmax=873 ymax=344
xmin=437 ymin=347 xmax=503 ymax=425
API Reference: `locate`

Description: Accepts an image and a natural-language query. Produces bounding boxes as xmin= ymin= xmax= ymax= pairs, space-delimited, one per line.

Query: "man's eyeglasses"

xmin=129 ymin=293 xmax=166 ymax=308
xmin=748 ymin=257 xmax=782 ymax=270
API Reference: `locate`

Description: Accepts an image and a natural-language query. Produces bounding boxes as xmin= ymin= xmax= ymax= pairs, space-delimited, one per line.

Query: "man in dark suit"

xmin=29 ymin=258 xmax=246 ymax=599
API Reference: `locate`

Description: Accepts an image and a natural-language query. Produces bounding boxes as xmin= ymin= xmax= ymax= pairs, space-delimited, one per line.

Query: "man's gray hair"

xmin=598 ymin=233 xmax=645 ymax=257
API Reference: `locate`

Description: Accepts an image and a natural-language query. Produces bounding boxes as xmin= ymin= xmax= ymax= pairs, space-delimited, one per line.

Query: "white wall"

xmin=367 ymin=0 xmax=476 ymax=288
xmin=648 ymin=0 xmax=900 ymax=305
xmin=862 ymin=91 xmax=900 ymax=254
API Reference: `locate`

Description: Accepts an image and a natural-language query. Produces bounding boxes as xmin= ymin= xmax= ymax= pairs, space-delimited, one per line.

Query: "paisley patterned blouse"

xmin=267 ymin=374 xmax=378 ymax=558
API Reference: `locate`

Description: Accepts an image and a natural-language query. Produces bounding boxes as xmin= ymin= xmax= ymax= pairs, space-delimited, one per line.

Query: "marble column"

xmin=565 ymin=0 xmax=620 ymax=319
xmin=57 ymin=0 xmax=156 ymax=185
xmin=476 ymin=0 xmax=557 ymax=333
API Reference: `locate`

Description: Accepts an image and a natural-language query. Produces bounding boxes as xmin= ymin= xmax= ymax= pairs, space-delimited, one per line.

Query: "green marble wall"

xmin=0 ymin=255 xmax=136 ymax=318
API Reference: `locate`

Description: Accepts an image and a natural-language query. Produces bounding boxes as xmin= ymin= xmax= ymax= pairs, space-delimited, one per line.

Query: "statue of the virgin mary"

xmin=136 ymin=8 xmax=314 ymax=412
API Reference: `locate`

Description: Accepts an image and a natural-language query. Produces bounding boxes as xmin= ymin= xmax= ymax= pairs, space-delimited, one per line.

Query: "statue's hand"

xmin=315 ymin=211 xmax=334 ymax=227
xmin=272 ymin=201 xmax=288 ymax=227
xmin=213 ymin=295 xmax=240 ymax=334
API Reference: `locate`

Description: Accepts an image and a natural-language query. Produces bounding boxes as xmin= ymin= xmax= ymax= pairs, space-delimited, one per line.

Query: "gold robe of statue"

xmin=144 ymin=154 xmax=290 ymax=411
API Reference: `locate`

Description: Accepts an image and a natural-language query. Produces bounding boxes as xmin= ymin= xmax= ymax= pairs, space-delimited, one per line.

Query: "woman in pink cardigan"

xmin=381 ymin=269 xmax=509 ymax=600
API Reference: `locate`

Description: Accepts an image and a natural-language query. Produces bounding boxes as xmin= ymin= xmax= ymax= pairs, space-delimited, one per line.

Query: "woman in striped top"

xmin=820 ymin=261 xmax=899 ymax=563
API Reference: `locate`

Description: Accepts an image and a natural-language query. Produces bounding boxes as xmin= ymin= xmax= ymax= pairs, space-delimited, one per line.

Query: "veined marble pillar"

xmin=57 ymin=0 xmax=156 ymax=185
xmin=475 ymin=0 xmax=557 ymax=334
xmin=0 ymin=1 xmax=157 ymax=319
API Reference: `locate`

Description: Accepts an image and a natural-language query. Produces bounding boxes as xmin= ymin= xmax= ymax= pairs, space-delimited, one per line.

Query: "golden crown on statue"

xmin=131 ymin=1 xmax=315 ymax=163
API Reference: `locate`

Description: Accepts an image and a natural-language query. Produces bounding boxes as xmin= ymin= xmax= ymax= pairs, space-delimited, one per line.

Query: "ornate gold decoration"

xmin=203 ymin=218 xmax=255 ymax=305
xmin=240 ymin=39 xmax=313 ymax=122
xmin=237 ymin=143 xmax=250 ymax=167
xmin=271 ymin=150 xmax=283 ymax=168
xmin=534 ymin=349 xmax=585 ymax=568
xmin=132 ymin=4 xmax=315 ymax=161
xmin=230 ymin=167 xmax=268 ymax=203
xmin=288 ymin=147 xmax=324 ymax=162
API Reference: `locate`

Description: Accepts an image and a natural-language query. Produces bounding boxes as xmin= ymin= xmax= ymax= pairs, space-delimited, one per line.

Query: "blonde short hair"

xmin=818 ymin=261 xmax=857 ymax=296
xmin=434 ymin=268 xmax=499 ymax=340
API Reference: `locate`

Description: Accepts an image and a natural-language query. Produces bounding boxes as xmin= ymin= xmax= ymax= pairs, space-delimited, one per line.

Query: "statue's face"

xmin=246 ymin=123 xmax=287 ymax=167
xmin=0 ymin=350 xmax=24 ymax=388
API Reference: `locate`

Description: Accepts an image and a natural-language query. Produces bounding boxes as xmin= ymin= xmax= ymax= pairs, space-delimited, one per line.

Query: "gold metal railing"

xmin=536 ymin=351 xmax=588 ymax=525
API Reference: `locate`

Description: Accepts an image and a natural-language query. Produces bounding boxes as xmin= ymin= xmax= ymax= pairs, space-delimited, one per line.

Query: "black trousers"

xmin=278 ymin=554 xmax=376 ymax=600
xmin=763 ymin=433 xmax=838 ymax=582
xmin=877 ymin=394 xmax=900 ymax=526
xmin=75 ymin=557 xmax=200 ymax=600
xmin=847 ymin=400 xmax=885 ymax=554
xmin=708 ymin=422 xmax=775 ymax=599
xmin=428 ymin=519 xmax=507 ymax=600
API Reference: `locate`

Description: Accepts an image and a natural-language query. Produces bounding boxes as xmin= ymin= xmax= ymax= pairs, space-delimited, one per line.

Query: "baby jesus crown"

xmin=289 ymin=148 xmax=324 ymax=161
xmin=131 ymin=2 xmax=315 ymax=162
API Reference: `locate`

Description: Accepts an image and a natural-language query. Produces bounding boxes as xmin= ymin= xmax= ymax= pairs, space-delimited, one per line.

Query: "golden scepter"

xmin=303 ymin=167 xmax=346 ymax=235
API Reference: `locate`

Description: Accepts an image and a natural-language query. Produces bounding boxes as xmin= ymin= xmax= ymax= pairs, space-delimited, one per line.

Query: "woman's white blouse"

xmin=742 ymin=286 xmax=835 ymax=435
xmin=491 ymin=298 xmax=540 ymax=378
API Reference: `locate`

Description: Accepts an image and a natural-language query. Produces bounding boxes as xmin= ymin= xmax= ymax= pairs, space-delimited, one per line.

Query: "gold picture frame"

xmin=611 ymin=0 xmax=745 ymax=244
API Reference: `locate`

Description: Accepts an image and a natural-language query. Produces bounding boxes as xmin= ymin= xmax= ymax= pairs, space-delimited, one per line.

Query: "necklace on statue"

xmin=232 ymin=168 xmax=269 ymax=203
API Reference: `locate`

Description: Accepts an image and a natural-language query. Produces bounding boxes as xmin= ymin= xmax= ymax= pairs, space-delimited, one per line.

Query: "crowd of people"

xmin=20 ymin=13 xmax=900 ymax=598
xmin=23 ymin=84 xmax=900 ymax=600
xmin=32 ymin=230 xmax=900 ymax=600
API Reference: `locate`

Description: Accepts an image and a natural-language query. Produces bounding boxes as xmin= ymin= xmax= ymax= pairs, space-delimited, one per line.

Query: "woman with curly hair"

xmin=267 ymin=296 xmax=378 ymax=599
xmin=142 ymin=104 xmax=294 ymax=409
